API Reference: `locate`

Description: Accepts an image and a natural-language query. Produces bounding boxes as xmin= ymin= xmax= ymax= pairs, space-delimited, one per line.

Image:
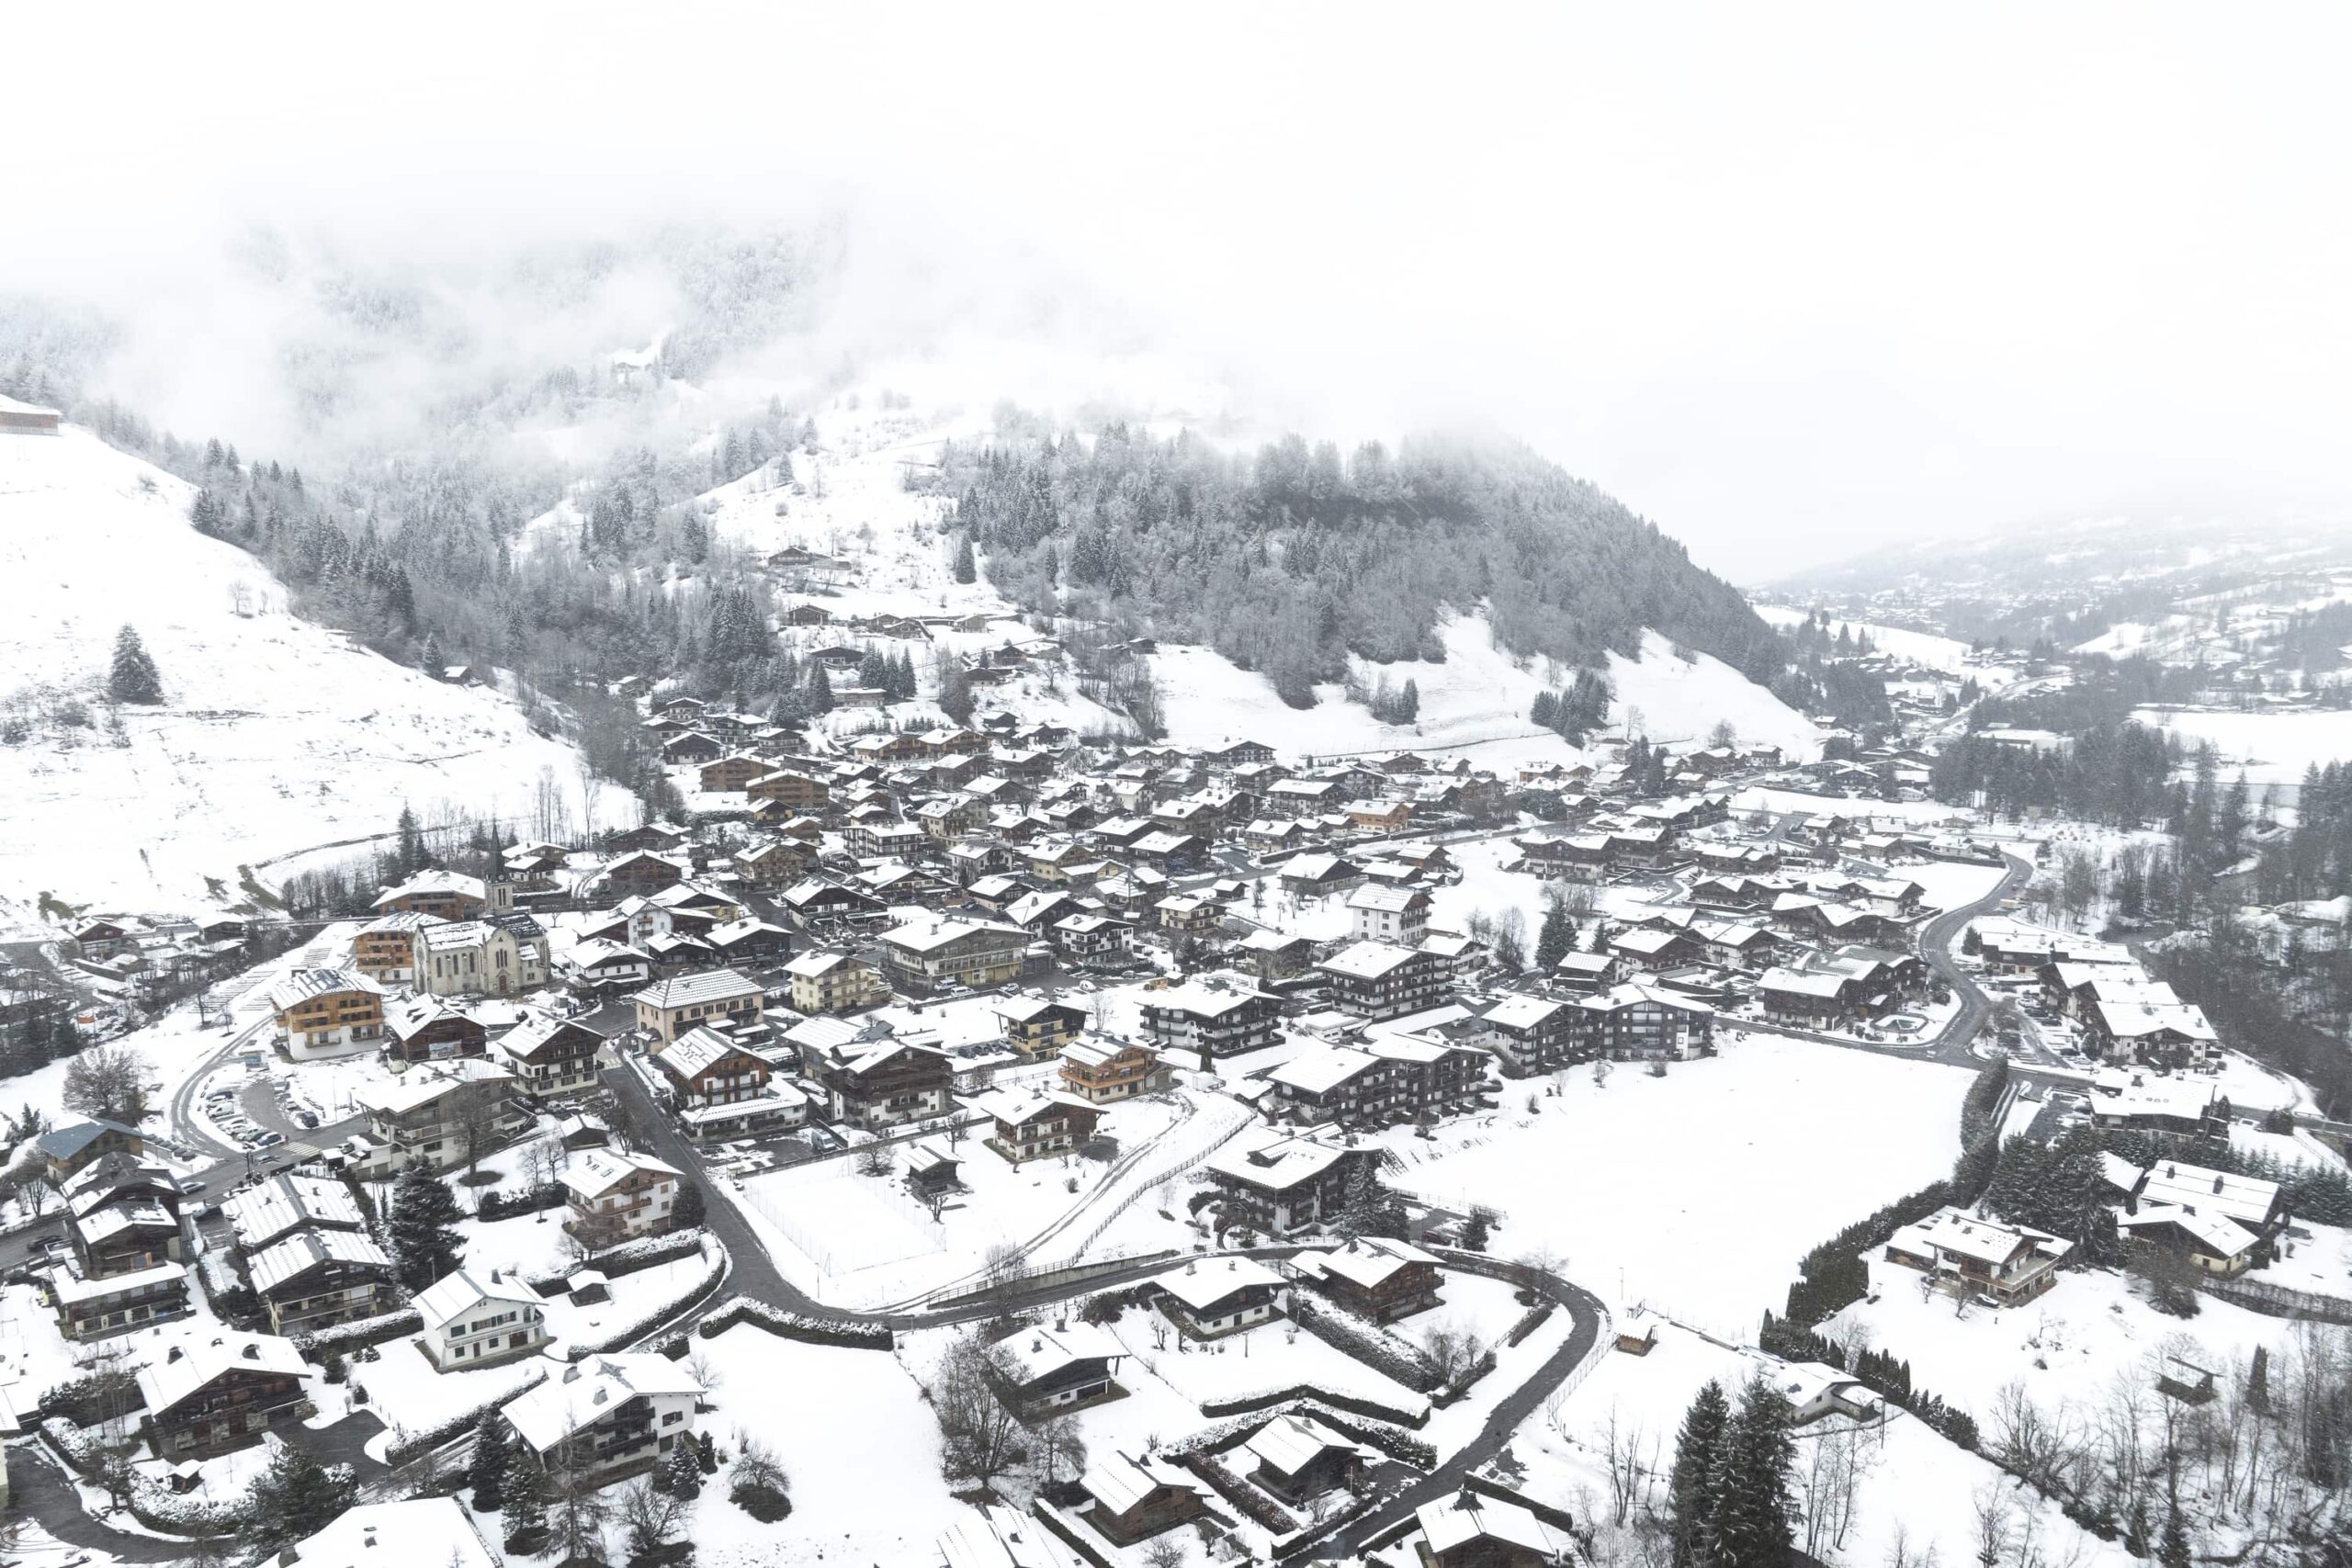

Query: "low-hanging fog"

xmin=6 ymin=2 xmax=2352 ymax=578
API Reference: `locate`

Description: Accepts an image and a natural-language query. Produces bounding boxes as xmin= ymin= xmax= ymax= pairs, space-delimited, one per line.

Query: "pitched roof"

xmin=137 ymin=1332 xmax=310 ymax=1416
xmin=249 ymin=1228 xmax=393 ymax=1294
xmin=413 ymin=1266 xmax=542 ymax=1335
xmin=630 ymin=967 xmax=762 ymax=1009
xmin=560 ymin=1146 xmax=680 ymax=1199
xmin=500 ymin=1354 xmax=702 ymax=1450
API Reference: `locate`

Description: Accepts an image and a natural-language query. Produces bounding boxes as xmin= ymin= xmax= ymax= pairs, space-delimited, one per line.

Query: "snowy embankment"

xmin=0 ymin=426 xmax=614 ymax=923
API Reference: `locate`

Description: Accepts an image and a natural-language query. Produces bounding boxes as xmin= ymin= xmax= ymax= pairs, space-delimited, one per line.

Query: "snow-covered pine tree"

xmin=468 ymin=1411 xmax=510 ymax=1510
xmin=501 ymin=1450 xmax=548 ymax=1550
xmin=387 ymin=1165 xmax=465 ymax=1289
xmin=1535 ymin=901 xmax=1575 ymax=970
xmin=1668 ymin=1380 xmax=1730 ymax=1568
xmin=107 ymin=626 xmax=164 ymax=705
xmin=1699 ymin=1378 xmax=1795 ymax=1568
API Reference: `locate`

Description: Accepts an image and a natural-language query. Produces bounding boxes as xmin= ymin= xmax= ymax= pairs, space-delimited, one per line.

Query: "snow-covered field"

xmin=1373 ymin=1032 xmax=1977 ymax=1338
xmin=689 ymin=1322 xmax=967 ymax=1568
xmin=2132 ymin=705 xmax=2352 ymax=786
xmin=1827 ymin=1261 xmax=2295 ymax=1429
xmin=1535 ymin=1318 xmax=2132 ymax=1568
xmin=728 ymin=1089 xmax=1248 ymax=1308
xmin=0 ymin=427 xmax=614 ymax=922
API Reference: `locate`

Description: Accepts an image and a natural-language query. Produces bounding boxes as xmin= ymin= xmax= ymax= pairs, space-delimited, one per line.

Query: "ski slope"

xmin=0 ymin=426 xmax=610 ymax=924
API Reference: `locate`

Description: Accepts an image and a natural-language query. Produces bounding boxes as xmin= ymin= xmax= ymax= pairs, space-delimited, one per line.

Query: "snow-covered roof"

xmin=936 ymin=1504 xmax=1089 ymax=1568
xmin=2088 ymin=1068 xmax=2214 ymax=1121
xmin=223 ymin=1171 xmax=365 ymax=1248
xmin=1417 ymin=1489 xmax=1567 ymax=1560
xmin=413 ymin=1266 xmax=541 ymax=1335
xmin=1152 ymin=1256 xmax=1285 ymax=1312
xmin=372 ymin=869 xmax=487 ymax=908
xmin=354 ymin=1058 xmax=513 ymax=1117
xmin=248 ymin=1228 xmax=391 ymax=1294
xmin=266 ymin=966 xmax=382 ymax=1012
xmin=1246 ymin=1412 xmax=1366 ymax=1477
xmin=631 ymin=967 xmax=761 ymax=1009
xmin=1205 ymin=1130 xmax=1354 ymax=1192
xmin=1270 ymin=1044 xmax=1380 ymax=1095
xmin=51 ymin=1258 xmax=185 ymax=1304
xmin=1080 ymin=1450 xmax=1201 ymax=1516
xmin=500 ymin=1354 xmax=701 ymax=1451
xmin=879 ymin=917 xmax=1024 ymax=955
xmin=659 ymin=1024 xmax=764 ymax=1078
xmin=993 ymin=1322 xmax=1124 ymax=1387
xmin=1294 ymin=1234 xmax=1439 ymax=1290
xmin=137 ymin=1332 xmax=310 ymax=1415
xmin=271 ymin=1499 xmax=497 ymax=1568
xmin=2139 ymin=1159 xmax=2278 ymax=1230
xmin=560 ymin=1146 xmax=680 ymax=1199
xmin=1139 ymin=977 xmax=1273 ymax=1019
xmin=1346 ymin=883 xmax=1428 ymax=913
xmin=1481 ymin=996 xmax=1564 ymax=1031
xmin=1318 ymin=939 xmax=1421 ymax=980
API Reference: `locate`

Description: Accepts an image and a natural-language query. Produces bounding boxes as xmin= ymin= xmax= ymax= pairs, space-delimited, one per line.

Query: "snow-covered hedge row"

xmin=563 ymin=1239 xmax=727 ymax=1356
xmin=1502 ymin=1300 xmax=1555 ymax=1347
xmin=379 ymin=1371 xmax=548 ymax=1469
xmin=1186 ymin=1449 xmax=1304 ymax=1535
xmin=40 ymin=1415 xmax=243 ymax=1535
xmin=523 ymin=1225 xmax=712 ymax=1291
xmin=292 ymin=1304 xmax=423 ymax=1359
xmin=41 ymin=1414 xmax=106 ymax=1475
xmin=1288 ymin=1299 xmax=1441 ymax=1392
xmin=1194 ymin=1380 xmax=1430 ymax=1429
xmin=127 ymin=1470 xmax=246 ymax=1536
xmin=1030 ymin=1500 xmax=1120 ymax=1568
xmin=1163 ymin=1398 xmax=1436 ymax=1467
xmin=1271 ymin=1480 xmax=1402 ymax=1561
xmin=691 ymin=1294 xmax=893 ymax=1350
xmin=1430 ymin=1348 xmax=1499 ymax=1407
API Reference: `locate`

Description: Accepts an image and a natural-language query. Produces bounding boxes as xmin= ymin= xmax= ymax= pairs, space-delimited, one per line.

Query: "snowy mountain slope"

xmin=687 ymin=380 xmax=1821 ymax=761
xmin=1154 ymin=619 xmax=1820 ymax=762
xmin=0 ymin=427 xmax=608 ymax=923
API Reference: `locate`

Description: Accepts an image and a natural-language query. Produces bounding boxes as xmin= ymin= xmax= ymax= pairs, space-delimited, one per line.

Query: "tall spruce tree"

xmin=1669 ymin=1380 xmax=1732 ymax=1568
xmin=242 ymin=1441 xmax=358 ymax=1556
xmin=469 ymin=1410 xmax=512 ymax=1511
xmin=501 ymin=1448 xmax=549 ymax=1550
xmin=1700 ymin=1379 xmax=1796 ymax=1568
xmin=1535 ymin=901 xmax=1575 ymax=970
xmin=388 ymin=1164 xmax=465 ymax=1289
xmin=954 ymin=535 xmax=977 ymax=583
xmin=108 ymin=626 xmax=164 ymax=705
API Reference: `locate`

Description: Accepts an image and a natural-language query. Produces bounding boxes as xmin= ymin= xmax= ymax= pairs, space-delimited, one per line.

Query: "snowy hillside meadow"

xmin=0 ymin=426 xmax=609 ymax=922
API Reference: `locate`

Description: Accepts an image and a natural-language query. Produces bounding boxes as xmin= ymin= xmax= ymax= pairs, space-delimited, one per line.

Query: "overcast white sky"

xmin=8 ymin=2 xmax=2352 ymax=577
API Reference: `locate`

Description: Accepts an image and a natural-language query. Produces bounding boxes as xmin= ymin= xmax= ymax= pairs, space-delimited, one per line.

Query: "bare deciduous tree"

xmin=62 ymin=1043 xmax=150 ymax=1125
xmin=932 ymin=1334 xmax=1028 ymax=1491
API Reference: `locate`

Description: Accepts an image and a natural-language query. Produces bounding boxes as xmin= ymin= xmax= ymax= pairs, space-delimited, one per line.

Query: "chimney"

xmin=243 ymin=1342 xmax=261 ymax=1360
xmin=166 ymin=1345 xmax=184 ymax=1363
